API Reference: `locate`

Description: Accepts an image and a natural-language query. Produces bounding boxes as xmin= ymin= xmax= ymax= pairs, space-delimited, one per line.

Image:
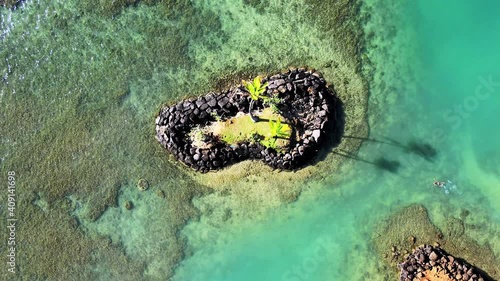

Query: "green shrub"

xmin=243 ymin=76 xmax=268 ymax=101
xmin=242 ymin=76 xmax=269 ymax=122
xmin=268 ymin=118 xmax=291 ymax=139
xmin=260 ymin=118 xmax=292 ymax=151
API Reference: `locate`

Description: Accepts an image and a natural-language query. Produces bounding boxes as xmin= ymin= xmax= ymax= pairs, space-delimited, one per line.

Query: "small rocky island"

xmin=155 ymin=68 xmax=343 ymax=172
xmin=399 ymin=245 xmax=488 ymax=281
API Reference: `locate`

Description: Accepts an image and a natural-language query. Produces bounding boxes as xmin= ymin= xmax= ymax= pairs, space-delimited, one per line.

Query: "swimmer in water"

xmin=433 ymin=180 xmax=445 ymax=188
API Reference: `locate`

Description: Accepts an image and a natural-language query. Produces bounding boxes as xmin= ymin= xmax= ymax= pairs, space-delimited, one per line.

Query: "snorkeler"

xmin=432 ymin=179 xmax=462 ymax=195
xmin=433 ymin=180 xmax=445 ymax=188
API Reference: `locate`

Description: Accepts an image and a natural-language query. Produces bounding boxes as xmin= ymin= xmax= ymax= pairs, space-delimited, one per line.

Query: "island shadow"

xmin=332 ymin=149 xmax=401 ymax=173
xmin=342 ymin=135 xmax=438 ymax=162
xmin=305 ymin=86 xmax=400 ymax=174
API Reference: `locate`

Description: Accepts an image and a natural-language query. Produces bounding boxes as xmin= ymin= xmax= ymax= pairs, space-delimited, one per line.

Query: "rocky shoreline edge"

xmin=399 ymin=244 xmax=490 ymax=281
xmin=155 ymin=68 xmax=344 ymax=172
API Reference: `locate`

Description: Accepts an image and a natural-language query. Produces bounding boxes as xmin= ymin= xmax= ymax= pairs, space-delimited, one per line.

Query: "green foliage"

xmin=208 ymin=107 xmax=292 ymax=152
xmin=262 ymin=95 xmax=282 ymax=113
xmin=210 ymin=111 xmax=222 ymax=121
xmin=221 ymin=133 xmax=238 ymax=144
xmin=261 ymin=137 xmax=278 ymax=150
xmin=268 ymin=118 xmax=291 ymax=139
xmin=243 ymin=76 xmax=269 ymax=101
xmin=260 ymin=118 xmax=292 ymax=151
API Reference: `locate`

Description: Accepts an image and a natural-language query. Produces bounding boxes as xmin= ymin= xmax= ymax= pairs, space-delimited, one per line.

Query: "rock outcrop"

xmin=155 ymin=68 xmax=343 ymax=172
xmin=399 ymin=244 xmax=488 ymax=281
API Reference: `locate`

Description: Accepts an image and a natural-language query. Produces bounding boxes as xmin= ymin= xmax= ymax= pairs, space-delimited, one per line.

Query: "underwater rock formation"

xmin=1 ymin=0 xmax=20 ymax=9
xmin=155 ymin=68 xmax=344 ymax=172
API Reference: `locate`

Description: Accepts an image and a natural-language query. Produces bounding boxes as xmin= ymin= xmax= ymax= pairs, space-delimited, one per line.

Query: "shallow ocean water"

xmin=0 ymin=0 xmax=498 ymax=280
xmin=174 ymin=1 xmax=500 ymax=280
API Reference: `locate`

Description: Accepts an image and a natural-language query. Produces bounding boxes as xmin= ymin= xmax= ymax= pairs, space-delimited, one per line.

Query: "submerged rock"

xmin=1 ymin=0 xmax=23 ymax=9
xmin=137 ymin=178 xmax=149 ymax=191
xmin=124 ymin=201 xmax=133 ymax=210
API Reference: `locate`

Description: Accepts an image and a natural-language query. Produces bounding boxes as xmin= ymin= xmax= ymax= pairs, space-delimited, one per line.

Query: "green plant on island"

xmin=207 ymin=108 xmax=292 ymax=151
xmin=242 ymin=76 xmax=268 ymax=122
xmin=261 ymin=118 xmax=292 ymax=151
xmin=268 ymin=118 xmax=291 ymax=139
xmin=262 ymin=95 xmax=282 ymax=114
xmin=261 ymin=137 xmax=278 ymax=150
xmin=210 ymin=111 xmax=222 ymax=121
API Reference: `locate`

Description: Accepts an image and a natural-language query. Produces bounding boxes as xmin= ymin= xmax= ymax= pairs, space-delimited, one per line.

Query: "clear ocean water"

xmin=0 ymin=0 xmax=498 ymax=280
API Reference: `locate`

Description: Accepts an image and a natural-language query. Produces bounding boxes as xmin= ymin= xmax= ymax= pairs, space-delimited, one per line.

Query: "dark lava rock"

xmin=429 ymin=251 xmax=438 ymax=261
xmin=398 ymin=244 xmax=487 ymax=281
xmin=155 ymin=68 xmax=343 ymax=173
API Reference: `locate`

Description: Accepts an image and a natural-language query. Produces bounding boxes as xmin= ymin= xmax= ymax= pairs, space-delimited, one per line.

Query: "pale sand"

xmin=417 ymin=267 xmax=453 ymax=281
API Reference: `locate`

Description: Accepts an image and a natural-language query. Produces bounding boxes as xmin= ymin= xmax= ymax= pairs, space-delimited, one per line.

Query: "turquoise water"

xmin=1 ymin=0 xmax=499 ymax=280
xmin=174 ymin=1 xmax=500 ymax=280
